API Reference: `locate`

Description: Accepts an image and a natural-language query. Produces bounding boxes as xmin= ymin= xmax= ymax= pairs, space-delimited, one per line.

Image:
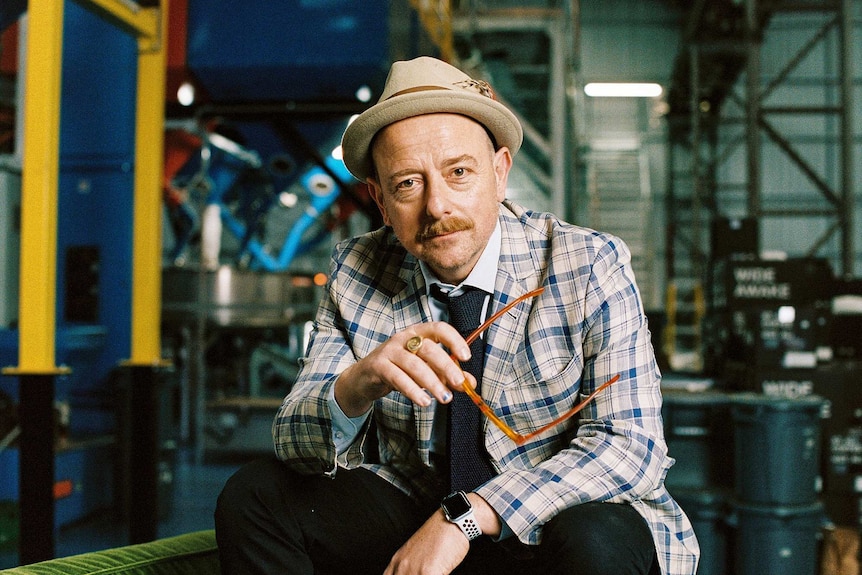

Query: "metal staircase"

xmin=585 ymin=148 xmax=659 ymax=313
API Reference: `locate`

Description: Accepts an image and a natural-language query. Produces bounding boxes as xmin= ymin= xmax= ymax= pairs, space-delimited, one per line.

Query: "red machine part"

xmin=163 ymin=128 xmax=202 ymax=206
xmin=0 ymin=21 xmax=17 ymax=76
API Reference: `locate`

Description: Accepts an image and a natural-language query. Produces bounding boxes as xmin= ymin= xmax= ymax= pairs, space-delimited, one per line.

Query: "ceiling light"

xmin=355 ymin=85 xmax=372 ymax=103
xmin=177 ymin=82 xmax=195 ymax=106
xmin=584 ymin=83 xmax=663 ymax=98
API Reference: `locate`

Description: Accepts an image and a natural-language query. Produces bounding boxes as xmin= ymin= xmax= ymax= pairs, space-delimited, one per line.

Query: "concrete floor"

xmin=0 ymin=450 xmax=242 ymax=569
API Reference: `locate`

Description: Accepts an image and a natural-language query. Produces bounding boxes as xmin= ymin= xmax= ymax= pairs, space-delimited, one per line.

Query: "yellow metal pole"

xmin=2 ymin=1 xmax=68 ymax=562
xmin=128 ymin=1 xmax=168 ymax=366
xmin=76 ymin=0 xmax=159 ymax=38
xmin=3 ymin=0 xmax=68 ymax=375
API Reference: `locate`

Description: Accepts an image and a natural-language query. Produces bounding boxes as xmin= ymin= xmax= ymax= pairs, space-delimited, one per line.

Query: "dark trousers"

xmin=215 ymin=457 xmax=660 ymax=575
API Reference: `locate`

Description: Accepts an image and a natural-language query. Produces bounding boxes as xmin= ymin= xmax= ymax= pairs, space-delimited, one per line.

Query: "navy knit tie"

xmin=432 ymin=285 xmax=496 ymax=492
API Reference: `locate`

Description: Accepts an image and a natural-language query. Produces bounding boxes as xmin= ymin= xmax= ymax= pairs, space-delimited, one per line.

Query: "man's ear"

xmin=493 ymin=147 xmax=513 ymax=202
xmin=366 ymin=177 xmax=391 ymax=226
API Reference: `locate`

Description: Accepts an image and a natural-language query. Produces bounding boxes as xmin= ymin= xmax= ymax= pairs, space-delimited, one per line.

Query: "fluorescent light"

xmin=584 ymin=82 xmax=663 ymax=98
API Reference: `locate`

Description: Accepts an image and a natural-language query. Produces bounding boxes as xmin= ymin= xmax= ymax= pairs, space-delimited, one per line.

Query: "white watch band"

xmin=441 ymin=491 xmax=483 ymax=541
xmin=453 ymin=510 xmax=482 ymax=540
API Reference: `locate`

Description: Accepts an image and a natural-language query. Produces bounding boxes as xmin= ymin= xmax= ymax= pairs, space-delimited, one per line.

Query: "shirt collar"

xmin=420 ymin=219 xmax=501 ymax=296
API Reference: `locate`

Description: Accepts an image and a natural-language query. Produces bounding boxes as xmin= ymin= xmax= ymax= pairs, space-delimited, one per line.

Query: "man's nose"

xmin=424 ymin=177 xmax=451 ymax=218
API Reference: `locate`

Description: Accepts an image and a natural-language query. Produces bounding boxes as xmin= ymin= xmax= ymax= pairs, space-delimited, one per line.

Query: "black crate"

xmin=718 ymin=305 xmax=832 ymax=369
xmin=822 ymin=492 xmax=861 ymax=528
xmin=831 ymin=313 xmax=862 ymax=361
xmin=712 ymin=216 xmax=759 ymax=260
xmin=712 ymin=257 xmax=833 ymax=311
xmin=820 ymin=363 xmax=862 ymax=493
xmin=829 ymin=278 xmax=862 ymax=360
xmin=723 ymin=363 xmax=825 ymax=395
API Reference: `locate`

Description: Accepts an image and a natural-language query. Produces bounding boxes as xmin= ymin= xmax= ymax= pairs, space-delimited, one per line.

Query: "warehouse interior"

xmin=0 ymin=0 xmax=860 ymax=572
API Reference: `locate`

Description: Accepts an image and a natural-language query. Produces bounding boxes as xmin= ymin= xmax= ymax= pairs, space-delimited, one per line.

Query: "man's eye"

xmin=395 ymin=178 xmax=415 ymax=190
xmin=452 ymin=168 xmax=466 ymax=177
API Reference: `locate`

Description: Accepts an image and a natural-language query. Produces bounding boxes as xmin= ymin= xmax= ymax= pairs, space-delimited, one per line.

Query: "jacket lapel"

xmin=390 ymin=261 xmax=437 ymax=456
xmin=483 ymin=207 xmax=543 ymax=425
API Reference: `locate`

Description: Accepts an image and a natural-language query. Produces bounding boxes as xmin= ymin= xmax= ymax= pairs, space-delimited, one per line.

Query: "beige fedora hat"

xmin=341 ymin=56 xmax=523 ymax=181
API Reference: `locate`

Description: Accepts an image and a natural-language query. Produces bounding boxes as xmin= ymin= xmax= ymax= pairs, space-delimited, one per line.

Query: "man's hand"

xmin=334 ymin=324 xmax=475 ymax=417
xmin=383 ymin=493 xmax=502 ymax=575
xmin=383 ymin=509 xmax=469 ymax=575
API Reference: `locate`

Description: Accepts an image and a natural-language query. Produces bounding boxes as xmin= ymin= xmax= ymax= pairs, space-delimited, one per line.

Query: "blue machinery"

xmin=0 ymin=0 xmax=439 ymax=563
xmin=220 ymin=152 xmax=355 ymax=272
xmin=169 ymin=129 xmax=357 ymax=272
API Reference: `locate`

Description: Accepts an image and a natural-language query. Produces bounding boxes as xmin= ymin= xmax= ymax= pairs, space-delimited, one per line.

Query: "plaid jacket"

xmin=274 ymin=200 xmax=700 ymax=575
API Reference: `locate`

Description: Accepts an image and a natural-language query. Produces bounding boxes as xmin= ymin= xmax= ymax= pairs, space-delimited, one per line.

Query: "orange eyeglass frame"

xmin=452 ymin=286 xmax=620 ymax=445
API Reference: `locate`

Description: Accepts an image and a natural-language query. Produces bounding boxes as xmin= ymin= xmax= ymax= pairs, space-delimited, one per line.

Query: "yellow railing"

xmin=4 ymin=0 xmax=67 ymax=375
xmin=3 ymin=0 xmax=167 ymax=374
xmin=663 ymin=282 xmax=677 ymax=364
xmin=129 ymin=0 xmax=169 ymax=366
xmin=663 ymin=280 xmax=705 ymax=372
xmin=78 ymin=0 xmax=160 ymax=38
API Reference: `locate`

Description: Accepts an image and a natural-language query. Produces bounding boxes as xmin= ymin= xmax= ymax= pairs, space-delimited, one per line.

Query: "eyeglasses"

xmin=452 ymin=286 xmax=620 ymax=445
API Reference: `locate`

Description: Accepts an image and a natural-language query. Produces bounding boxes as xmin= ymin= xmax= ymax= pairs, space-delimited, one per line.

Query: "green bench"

xmin=0 ymin=530 xmax=219 ymax=574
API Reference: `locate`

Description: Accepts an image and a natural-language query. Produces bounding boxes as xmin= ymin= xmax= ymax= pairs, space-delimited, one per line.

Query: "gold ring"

xmin=405 ymin=336 xmax=423 ymax=354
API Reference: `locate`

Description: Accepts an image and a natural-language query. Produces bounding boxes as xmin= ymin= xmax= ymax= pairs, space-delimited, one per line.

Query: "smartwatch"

xmin=441 ymin=491 xmax=482 ymax=541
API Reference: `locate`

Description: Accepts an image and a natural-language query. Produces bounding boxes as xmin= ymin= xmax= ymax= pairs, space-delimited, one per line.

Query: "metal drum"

xmin=671 ymin=488 xmax=730 ymax=575
xmin=730 ymin=500 xmax=825 ymax=575
xmin=662 ymin=390 xmax=734 ymax=490
xmin=161 ymin=266 xmax=320 ymax=327
xmin=730 ymin=393 xmax=825 ymax=506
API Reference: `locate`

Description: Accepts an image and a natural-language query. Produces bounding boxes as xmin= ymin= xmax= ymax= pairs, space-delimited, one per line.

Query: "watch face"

xmin=443 ymin=491 xmax=471 ymax=519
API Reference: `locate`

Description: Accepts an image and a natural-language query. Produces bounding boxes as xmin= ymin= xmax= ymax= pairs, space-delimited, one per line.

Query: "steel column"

xmin=14 ymin=2 xmax=64 ymax=373
xmin=126 ymin=0 xmax=169 ymax=544
xmin=130 ymin=1 xmax=168 ymax=366
xmin=1 ymin=0 xmax=69 ymax=564
xmin=744 ymin=0 xmax=761 ymax=219
xmin=548 ymin=18 xmax=567 ymax=220
xmin=128 ymin=365 xmax=162 ymax=544
xmin=689 ymin=43 xmax=703 ymax=282
xmin=17 ymin=375 xmax=56 ymax=564
xmin=838 ymin=0 xmax=854 ymax=278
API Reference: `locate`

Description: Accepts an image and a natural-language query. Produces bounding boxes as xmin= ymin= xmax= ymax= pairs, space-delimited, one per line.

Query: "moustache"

xmin=415 ymin=217 xmax=474 ymax=243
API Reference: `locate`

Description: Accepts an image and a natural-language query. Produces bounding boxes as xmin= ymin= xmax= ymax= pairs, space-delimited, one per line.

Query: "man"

xmin=216 ymin=56 xmax=699 ymax=575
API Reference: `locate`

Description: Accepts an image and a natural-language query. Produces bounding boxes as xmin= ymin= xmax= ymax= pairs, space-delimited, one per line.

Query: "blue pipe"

xmin=274 ymin=155 xmax=352 ymax=270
